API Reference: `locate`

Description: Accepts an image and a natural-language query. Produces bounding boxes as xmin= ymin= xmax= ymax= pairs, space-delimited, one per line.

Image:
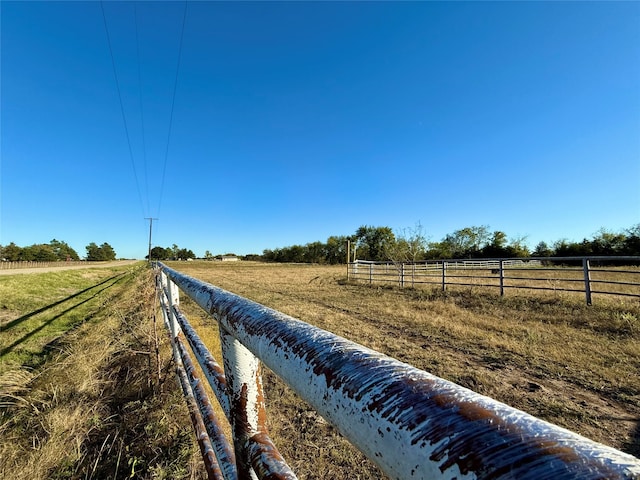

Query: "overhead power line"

xmin=134 ymin=2 xmax=151 ymax=217
xmin=100 ymin=0 xmax=146 ymax=218
xmin=157 ymin=0 xmax=188 ymax=216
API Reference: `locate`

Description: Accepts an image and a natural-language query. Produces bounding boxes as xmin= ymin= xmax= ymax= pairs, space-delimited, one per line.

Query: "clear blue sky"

xmin=2 ymin=1 xmax=639 ymax=259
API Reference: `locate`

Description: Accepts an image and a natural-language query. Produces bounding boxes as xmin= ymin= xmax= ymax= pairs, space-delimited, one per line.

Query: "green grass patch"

xmin=0 ymin=264 xmax=143 ymax=372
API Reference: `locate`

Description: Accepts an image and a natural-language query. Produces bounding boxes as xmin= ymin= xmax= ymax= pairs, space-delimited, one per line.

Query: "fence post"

xmin=400 ymin=263 xmax=405 ymax=288
xmin=583 ymin=258 xmax=592 ymax=305
xmin=442 ymin=262 xmax=447 ymax=292
xmin=219 ymin=326 xmax=266 ymax=480
xmin=499 ymin=260 xmax=505 ymax=296
xmin=369 ymin=263 xmax=372 ymax=285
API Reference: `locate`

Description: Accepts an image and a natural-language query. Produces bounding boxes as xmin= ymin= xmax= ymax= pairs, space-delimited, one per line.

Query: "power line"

xmin=100 ymin=1 xmax=146 ymax=218
xmin=134 ymin=2 xmax=151 ymax=216
xmin=157 ymin=0 xmax=188 ymax=217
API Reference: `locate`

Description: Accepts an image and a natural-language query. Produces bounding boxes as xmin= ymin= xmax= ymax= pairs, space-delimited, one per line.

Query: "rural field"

xmin=1 ymin=260 xmax=639 ymax=479
xmin=170 ymin=260 xmax=640 ymax=477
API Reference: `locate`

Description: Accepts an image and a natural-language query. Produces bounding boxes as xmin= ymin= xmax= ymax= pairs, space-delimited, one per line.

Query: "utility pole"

xmin=145 ymin=217 xmax=158 ymax=262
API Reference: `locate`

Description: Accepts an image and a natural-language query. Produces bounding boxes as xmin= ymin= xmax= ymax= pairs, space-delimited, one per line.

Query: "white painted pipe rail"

xmin=157 ymin=263 xmax=640 ymax=480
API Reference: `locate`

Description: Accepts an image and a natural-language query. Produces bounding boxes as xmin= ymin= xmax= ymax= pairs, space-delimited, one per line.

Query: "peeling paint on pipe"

xmin=159 ymin=264 xmax=640 ymax=480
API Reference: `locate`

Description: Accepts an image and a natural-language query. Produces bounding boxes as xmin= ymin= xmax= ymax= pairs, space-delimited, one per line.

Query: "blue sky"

xmin=1 ymin=1 xmax=639 ymax=259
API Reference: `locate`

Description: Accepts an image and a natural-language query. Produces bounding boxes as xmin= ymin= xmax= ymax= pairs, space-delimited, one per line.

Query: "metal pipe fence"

xmin=155 ymin=262 xmax=640 ymax=479
xmin=348 ymin=256 xmax=640 ymax=305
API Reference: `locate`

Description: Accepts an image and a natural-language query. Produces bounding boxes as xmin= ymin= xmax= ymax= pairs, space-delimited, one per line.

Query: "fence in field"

xmin=0 ymin=260 xmax=86 ymax=270
xmin=155 ymin=262 xmax=640 ymax=480
xmin=348 ymin=256 xmax=640 ymax=305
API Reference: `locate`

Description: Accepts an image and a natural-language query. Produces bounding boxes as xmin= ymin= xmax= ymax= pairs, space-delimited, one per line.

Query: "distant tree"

xmin=623 ymin=224 xmax=640 ymax=255
xmin=355 ymin=226 xmax=395 ymax=261
xmin=387 ymin=223 xmax=429 ymax=263
xmin=590 ymin=228 xmax=626 ymax=255
xmin=481 ymin=231 xmax=509 ymax=258
xmin=532 ymin=241 xmax=553 ymax=257
xmin=86 ymin=242 xmax=116 ymax=261
xmin=21 ymin=244 xmax=57 ymax=262
xmin=303 ymin=241 xmax=325 ymax=263
xmin=505 ymin=236 xmax=530 ymax=258
xmin=325 ymin=236 xmax=348 ymax=264
xmin=2 ymin=242 xmax=22 ymax=261
xmin=437 ymin=226 xmax=491 ymax=258
xmin=204 ymin=250 xmax=213 ymax=260
xmin=100 ymin=243 xmax=116 ymax=261
xmin=176 ymin=248 xmax=196 ymax=260
xmin=49 ymin=239 xmax=79 ymax=261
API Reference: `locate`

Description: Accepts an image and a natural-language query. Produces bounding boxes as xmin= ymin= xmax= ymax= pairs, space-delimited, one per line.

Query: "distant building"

xmin=220 ymin=255 xmax=239 ymax=262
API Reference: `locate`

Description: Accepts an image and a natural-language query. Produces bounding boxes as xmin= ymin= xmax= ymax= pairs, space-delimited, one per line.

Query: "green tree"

xmin=86 ymin=242 xmax=116 ymax=261
xmin=49 ymin=239 xmax=79 ymax=261
xmin=176 ymin=248 xmax=196 ymax=260
xmin=532 ymin=241 xmax=553 ymax=257
xmin=439 ymin=226 xmax=491 ymax=258
xmin=325 ymin=236 xmax=347 ymax=264
xmin=623 ymin=224 xmax=640 ymax=255
xmin=355 ymin=226 xmax=395 ymax=261
xmin=148 ymin=246 xmax=170 ymax=260
xmin=2 ymin=242 xmax=22 ymax=261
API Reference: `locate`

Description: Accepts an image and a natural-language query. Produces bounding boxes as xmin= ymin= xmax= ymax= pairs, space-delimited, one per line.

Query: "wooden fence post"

xmin=499 ymin=260 xmax=505 ymax=296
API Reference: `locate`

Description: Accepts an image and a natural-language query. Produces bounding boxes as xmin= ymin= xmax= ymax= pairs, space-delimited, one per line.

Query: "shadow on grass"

xmin=0 ymin=273 xmax=126 ymax=358
xmin=626 ymin=421 xmax=640 ymax=458
xmin=0 ymin=273 xmax=124 ymax=333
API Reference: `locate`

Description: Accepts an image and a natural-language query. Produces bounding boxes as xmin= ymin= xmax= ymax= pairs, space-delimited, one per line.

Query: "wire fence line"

xmin=348 ymin=256 xmax=640 ymax=305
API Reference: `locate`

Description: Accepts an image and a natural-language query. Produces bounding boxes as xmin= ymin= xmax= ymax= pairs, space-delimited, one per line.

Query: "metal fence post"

xmin=219 ymin=326 xmax=267 ymax=480
xmin=369 ymin=263 xmax=373 ymax=285
xmin=442 ymin=262 xmax=447 ymax=292
xmin=499 ymin=259 xmax=505 ymax=296
xmin=166 ymin=274 xmax=180 ymax=341
xmin=583 ymin=258 xmax=592 ymax=305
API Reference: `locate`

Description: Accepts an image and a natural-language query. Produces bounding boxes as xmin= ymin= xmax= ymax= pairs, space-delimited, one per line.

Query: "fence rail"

xmin=155 ymin=262 xmax=640 ymax=479
xmin=348 ymin=256 xmax=640 ymax=305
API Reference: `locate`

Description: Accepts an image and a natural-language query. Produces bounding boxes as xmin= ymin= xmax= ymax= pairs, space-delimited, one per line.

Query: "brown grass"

xmin=168 ymin=260 xmax=640 ymax=478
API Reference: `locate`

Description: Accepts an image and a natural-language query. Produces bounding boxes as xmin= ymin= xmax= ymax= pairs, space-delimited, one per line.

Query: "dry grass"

xmin=168 ymin=260 xmax=640 ymax=478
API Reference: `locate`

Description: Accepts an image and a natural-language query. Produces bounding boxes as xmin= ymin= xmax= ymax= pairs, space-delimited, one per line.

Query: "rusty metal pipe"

xmin=173 ymin=303 xmax=231 ymax=418
xmin=177 ymin=338 xmax=239 ymax=480
xmin=175 ymin=350 xmax=225 ymax=480
xmin=159 ymin=263 xmax=640 ymax=480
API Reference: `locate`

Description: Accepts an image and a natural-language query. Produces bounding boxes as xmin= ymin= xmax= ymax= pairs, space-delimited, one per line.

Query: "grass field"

xmin=1 ymin=260 xmax=638 ymax=479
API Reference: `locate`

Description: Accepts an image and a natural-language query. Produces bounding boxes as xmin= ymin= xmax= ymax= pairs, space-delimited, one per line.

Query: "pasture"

xmin=170 ymin=260 xmax=639 ymax=475
xmin=1 ymin=260 xmax=638 ymax=479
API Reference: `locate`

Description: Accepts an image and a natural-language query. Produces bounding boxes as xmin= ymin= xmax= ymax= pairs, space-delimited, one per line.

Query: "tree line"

xmin=147 ymin=244 xmax=196 ymax=261
xmin=261 ymin=224 xmax=640 ymax=264
xmin=0 ymin=240 xmax=117 ymax=262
